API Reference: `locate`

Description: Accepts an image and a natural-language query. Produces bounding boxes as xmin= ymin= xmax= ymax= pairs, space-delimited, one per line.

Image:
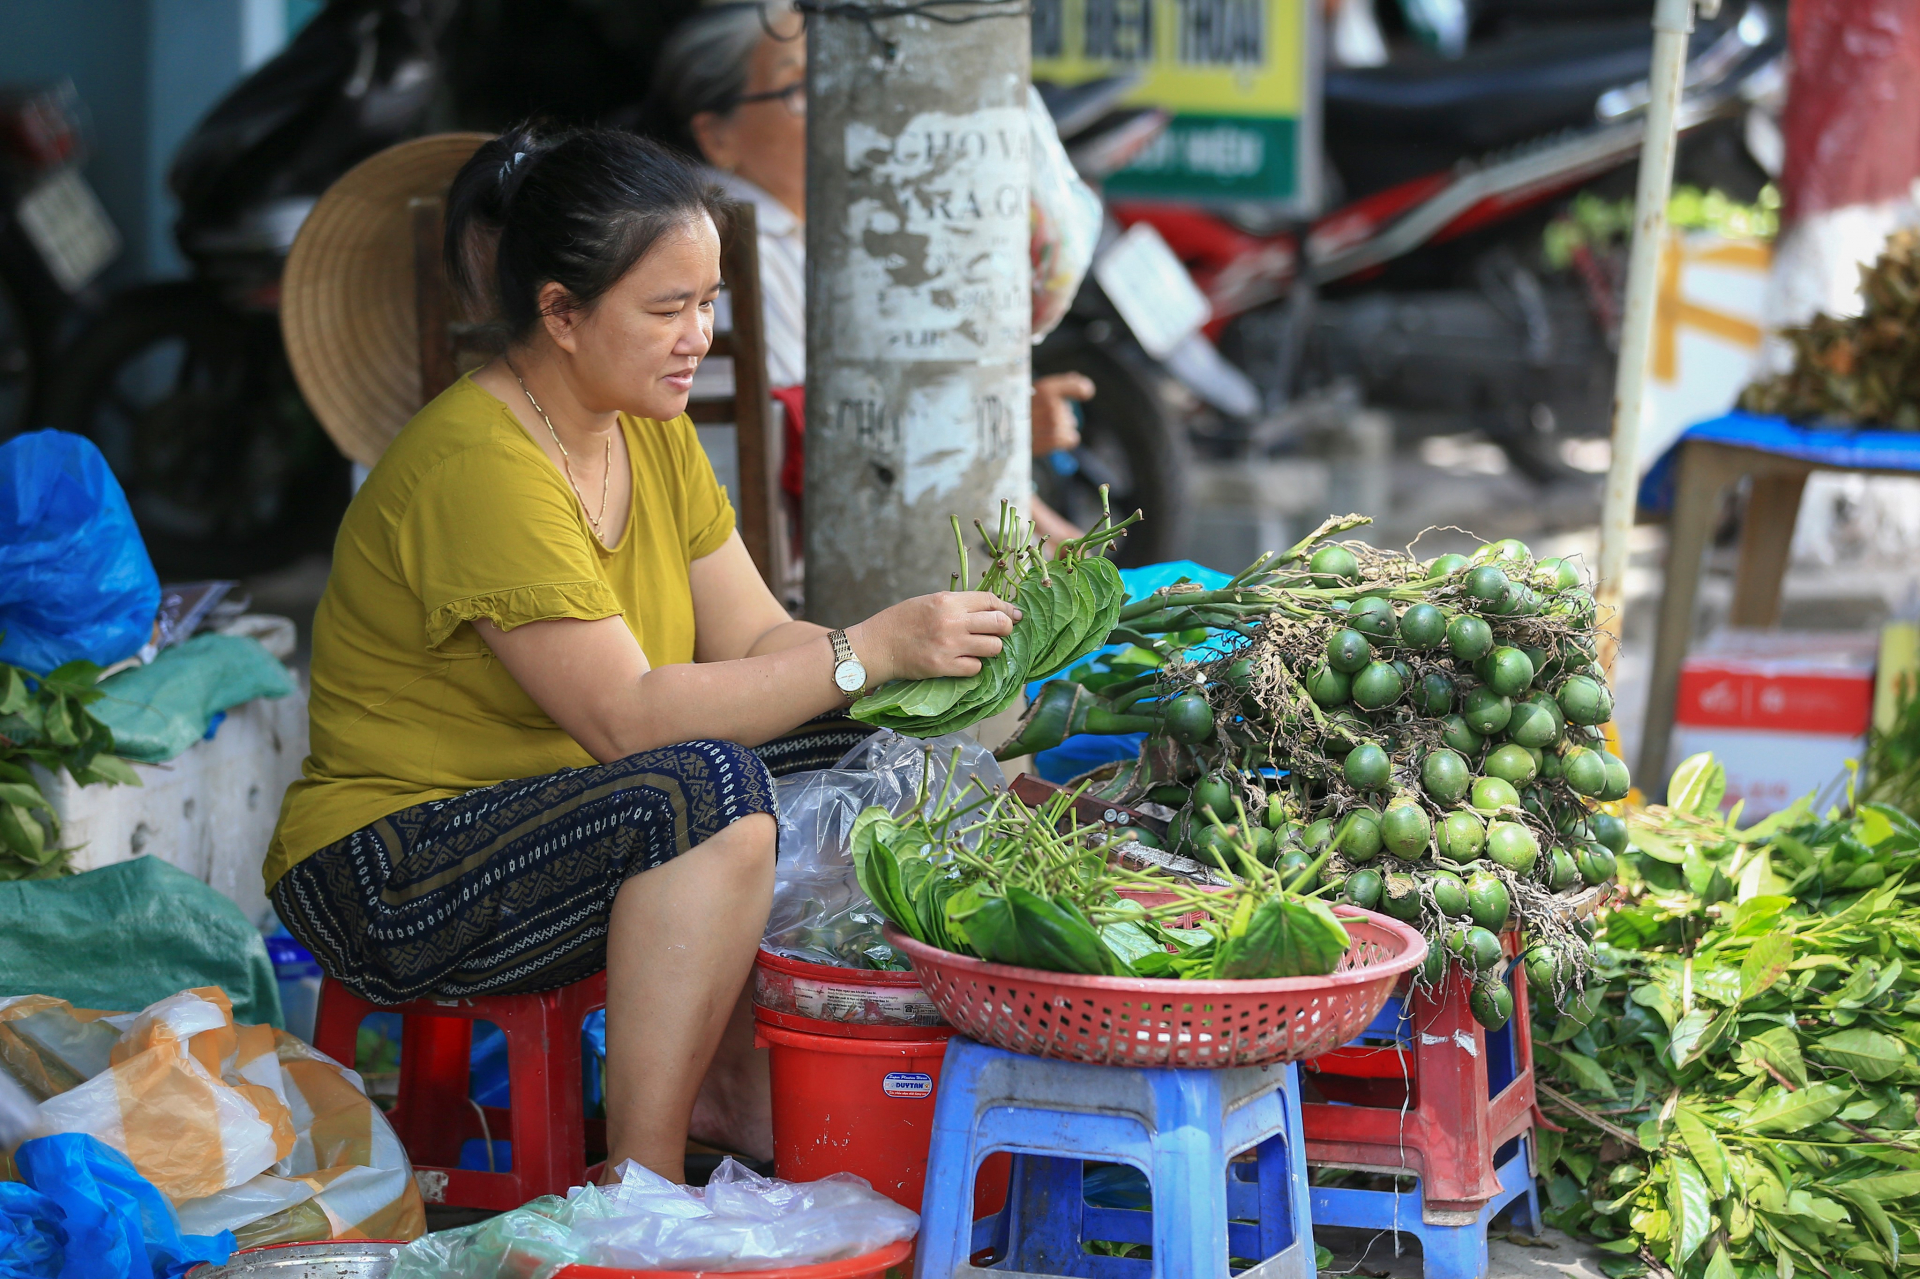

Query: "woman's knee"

xmin=695 ymin=810 xmax=777 ymax=884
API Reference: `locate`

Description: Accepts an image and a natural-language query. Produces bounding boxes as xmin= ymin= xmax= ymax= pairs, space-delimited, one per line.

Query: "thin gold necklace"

xmin=507 ymin=364 xmax=611 ymax=537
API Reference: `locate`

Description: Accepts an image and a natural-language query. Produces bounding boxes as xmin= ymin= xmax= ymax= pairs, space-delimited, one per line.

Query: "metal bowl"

xmin=187 ymin=1242 xmax=405 ymax=1278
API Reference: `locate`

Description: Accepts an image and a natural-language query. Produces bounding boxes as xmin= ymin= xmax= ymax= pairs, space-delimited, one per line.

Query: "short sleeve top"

xmin=265 ymin=374 xmax=735 ymax=889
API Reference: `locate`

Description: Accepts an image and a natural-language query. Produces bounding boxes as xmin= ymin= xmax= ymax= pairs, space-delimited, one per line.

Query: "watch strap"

xmin=829 ymin=628 xmax=854 ymax=666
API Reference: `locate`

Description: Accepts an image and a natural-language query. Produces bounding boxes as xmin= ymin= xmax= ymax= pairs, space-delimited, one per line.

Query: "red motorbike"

xmin=1035 ymin=1 xmax=1784 ymax=563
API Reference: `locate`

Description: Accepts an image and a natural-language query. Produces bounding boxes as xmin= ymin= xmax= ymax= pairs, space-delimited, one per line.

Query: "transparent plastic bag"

xmin=1029 ymin=87 xmax=1103 ymax=343
xmin=573 ymin=1158 xmax=919 ymax=1272
xmin=389 ymin=1159 xmax=917 ymax=1279
xmin=388 ymin=1188 xmax=626 ymax=1279
xmin=764 ymin=731 xmax=1004 ymax=969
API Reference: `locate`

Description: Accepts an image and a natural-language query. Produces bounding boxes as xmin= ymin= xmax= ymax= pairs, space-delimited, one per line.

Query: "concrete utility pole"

xmin=804 ymin=0 xmax=1033 ymax=627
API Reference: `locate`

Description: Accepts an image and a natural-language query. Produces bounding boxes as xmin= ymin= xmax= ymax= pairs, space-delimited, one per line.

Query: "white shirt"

xmin=713 ymin=170 xmax=807 ymax=389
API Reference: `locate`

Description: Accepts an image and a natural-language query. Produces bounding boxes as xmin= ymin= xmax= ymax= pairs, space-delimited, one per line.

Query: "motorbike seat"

xmin=1325 ymin=19 xmax=1700 ymax=197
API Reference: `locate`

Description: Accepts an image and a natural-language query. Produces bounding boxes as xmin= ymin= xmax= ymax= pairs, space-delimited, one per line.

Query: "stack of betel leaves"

xmin=987 ymin=515 xmax=1626 ymax=1033
xmin=849 ymin=496 xmax=1136 ymax=737
xmin=1534 ymin=753 xmax=1920 ymax=1279
xmin=852 ymin=764 xmax=1352 ymax=981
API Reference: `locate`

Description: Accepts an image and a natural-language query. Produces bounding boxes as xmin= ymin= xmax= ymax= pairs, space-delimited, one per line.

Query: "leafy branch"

xmin=0 ymin=656 xmax=140 ymax=880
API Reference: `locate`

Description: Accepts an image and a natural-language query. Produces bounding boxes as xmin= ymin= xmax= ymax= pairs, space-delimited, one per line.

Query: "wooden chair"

xmin=408 ymin=196 xmax=785 ymax=594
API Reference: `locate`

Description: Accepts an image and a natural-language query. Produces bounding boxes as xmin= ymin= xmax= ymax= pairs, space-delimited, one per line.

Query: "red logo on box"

xmin=1676 ymin=666 xmax=1873 ymax=736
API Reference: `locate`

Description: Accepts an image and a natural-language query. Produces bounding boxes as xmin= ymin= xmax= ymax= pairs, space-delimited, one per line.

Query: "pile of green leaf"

xmin=0 ymin=658 xmax=139 ymax=879
xmin=1863 ymin=676 xmax=1920 ymax=820
xmin=850 ymin=497 xmax=1136 ymax=738
xmin=1533 ymin=754 xmax=1920 ymax=1279
xmin=851 ymin=774 xmax=1352 ymax=981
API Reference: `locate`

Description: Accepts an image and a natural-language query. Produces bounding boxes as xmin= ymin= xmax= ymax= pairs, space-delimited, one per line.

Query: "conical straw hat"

xmin=282 ymin=133 xmax=491 ymax=467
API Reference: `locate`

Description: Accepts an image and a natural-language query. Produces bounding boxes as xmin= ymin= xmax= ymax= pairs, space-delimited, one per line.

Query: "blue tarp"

xmin=1639 ymin=411 xmax=1920 ymax=515
xmin=1030 ymin=560 xmax=1235 ymax=784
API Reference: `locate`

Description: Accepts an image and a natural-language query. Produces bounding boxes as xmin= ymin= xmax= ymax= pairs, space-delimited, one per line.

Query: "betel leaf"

xmin=1673 ymin=1107 xmax=1730 ymax=1196
xmin=959 ymin=894 xmax=1025 ymax=967
xmin=1745 ymin=1082 xmax=1850 ymax=1132
xmin=1810 ymin=1028 xmax=1910 ymax=1082
xmin=850 ymin=807 xmax=917 ymax=936
xmin=1668 ymin=1154 xmax=1714 ymax=1266
xmin=1740 ymin=934 xmax=1796 ymax=1001
xmin=1210 ymin=897 xmax=1350 ymax=980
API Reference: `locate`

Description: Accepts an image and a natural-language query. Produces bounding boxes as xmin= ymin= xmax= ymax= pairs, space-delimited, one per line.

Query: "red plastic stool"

xmin=1301 ymin=931 xmax=1536 ymax=1215
xmin=312 ymin=972 xmax=607 ymax=1210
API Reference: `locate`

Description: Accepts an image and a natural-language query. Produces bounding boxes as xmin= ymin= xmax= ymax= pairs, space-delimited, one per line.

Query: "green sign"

xmin=1033 ymin=0 xmax=1319 ymax=210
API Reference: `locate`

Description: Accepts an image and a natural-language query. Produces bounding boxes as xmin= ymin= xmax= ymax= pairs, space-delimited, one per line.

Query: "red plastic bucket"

xmin=754 ymin=1018 xmax=1008 ymax=1218
xmin=752 ymin=949 xmax=942 ymax=1033
xmin=552 ymin=1239 xmax=913 ymax=1278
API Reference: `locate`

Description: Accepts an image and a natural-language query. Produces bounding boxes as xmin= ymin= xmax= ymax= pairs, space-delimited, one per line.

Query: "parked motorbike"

xmin=0 ymin=81 xmax=119 ymax=438
xmin=40 ymin=0 xmax=441 ymax=576
xmin=1036 ymin=1 xmax=1783 ymax=558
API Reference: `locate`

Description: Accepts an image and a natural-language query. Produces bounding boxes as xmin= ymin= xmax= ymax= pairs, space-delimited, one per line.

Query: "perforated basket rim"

xmin=883 ymin=904 xmax=1427 ymax=997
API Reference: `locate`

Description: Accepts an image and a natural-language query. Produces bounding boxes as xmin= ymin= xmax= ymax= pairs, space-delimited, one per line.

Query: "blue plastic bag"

xmin=2 ymin=1133 xmax=233 ymax=1279
xmin=0 ymin=431 xmax=159 ymax=676
xmin=0 ymin=1182 xmax=65 ymax=1278
xmin=1031 ymin=561 xmax=1235 ymax=782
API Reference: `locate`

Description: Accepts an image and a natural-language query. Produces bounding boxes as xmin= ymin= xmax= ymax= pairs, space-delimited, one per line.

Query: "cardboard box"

xmin=1670 ymin=630 xmax=1877 ymax=818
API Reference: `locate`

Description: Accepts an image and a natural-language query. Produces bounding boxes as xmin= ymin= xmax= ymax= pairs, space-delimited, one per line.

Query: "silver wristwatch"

xmin=828 ymin=629 xmax=867 ymax=701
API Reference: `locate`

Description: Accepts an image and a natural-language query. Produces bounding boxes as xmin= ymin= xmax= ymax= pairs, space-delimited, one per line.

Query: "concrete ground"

xmin=1319 ymin=1223 xmax=1610 ymax=1279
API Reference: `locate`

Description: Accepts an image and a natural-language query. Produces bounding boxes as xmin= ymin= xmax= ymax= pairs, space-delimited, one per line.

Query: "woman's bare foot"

xmin=687 ymin=988 xmax=773 ymax=1162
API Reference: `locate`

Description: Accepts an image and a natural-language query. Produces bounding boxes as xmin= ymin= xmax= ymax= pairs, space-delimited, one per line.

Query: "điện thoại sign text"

xmin=1032 ymin=0 xmax=1318 ymax=211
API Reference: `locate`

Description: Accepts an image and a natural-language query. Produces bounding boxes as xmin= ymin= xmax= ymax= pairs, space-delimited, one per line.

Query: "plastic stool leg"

xmin=916 ymin=1039 xmax=991 ymax=1278
xmin=1146 ymin=1071 xmax=1230 ymax=1278
xmin=1411 ymin=1221 xmax=1490 ymax=1279
xmin=310 ymin=980 xmax=370 ymax=1071
xmin=394 ymin=1013 xmax=474 ymax=1167
xmin=1003 ymin=1156 xmax=1094 ymax=1275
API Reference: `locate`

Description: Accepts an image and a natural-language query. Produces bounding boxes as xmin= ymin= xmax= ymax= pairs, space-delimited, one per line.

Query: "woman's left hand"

xmin=847 ymin=590 xmax=1022 ymax=684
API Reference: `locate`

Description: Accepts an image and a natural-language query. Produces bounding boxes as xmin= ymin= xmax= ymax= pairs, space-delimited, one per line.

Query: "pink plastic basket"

xmin=885 ymin=906 xmax=1426 ymax=1069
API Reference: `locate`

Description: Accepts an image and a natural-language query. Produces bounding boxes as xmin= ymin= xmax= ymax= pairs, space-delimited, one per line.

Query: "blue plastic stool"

xmin=914 ymin=1036 xmax=1315 ymax=1278
xmin=1309 ymin=1138 xmax=1539 ymax=1279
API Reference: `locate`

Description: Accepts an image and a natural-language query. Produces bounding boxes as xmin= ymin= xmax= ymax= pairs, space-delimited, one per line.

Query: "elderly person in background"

xmin=650 ymin=0 xmax=1095 ymax=542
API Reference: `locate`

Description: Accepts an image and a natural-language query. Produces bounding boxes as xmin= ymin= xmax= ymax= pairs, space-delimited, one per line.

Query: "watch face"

xmin=835 ymin=659 xmax=867 ymax=693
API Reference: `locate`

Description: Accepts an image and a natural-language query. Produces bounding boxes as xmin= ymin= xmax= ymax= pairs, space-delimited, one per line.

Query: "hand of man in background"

xmin=1031 ymin=372 xmax=1094 ymax=456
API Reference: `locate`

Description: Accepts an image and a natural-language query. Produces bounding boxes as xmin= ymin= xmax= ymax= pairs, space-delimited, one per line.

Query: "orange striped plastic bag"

xmin=0 ymin=987 xmax=424 ymax=1244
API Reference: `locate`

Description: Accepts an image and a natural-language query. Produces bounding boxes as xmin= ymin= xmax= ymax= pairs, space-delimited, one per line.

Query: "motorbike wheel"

xmin=43 ymin=282 xmax=349 ymax=578
xmin=1034 ymin=332 xmax=1191 ymax=567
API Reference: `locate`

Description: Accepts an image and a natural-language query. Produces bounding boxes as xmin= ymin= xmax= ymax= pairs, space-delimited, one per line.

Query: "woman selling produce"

xmin=265 ymin=125 xmax=1019 ymax=1183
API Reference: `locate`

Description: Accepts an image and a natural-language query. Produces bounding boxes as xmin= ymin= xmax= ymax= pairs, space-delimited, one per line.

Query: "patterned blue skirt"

xmin=271 ymin=738 xmax=779 ymax=1005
